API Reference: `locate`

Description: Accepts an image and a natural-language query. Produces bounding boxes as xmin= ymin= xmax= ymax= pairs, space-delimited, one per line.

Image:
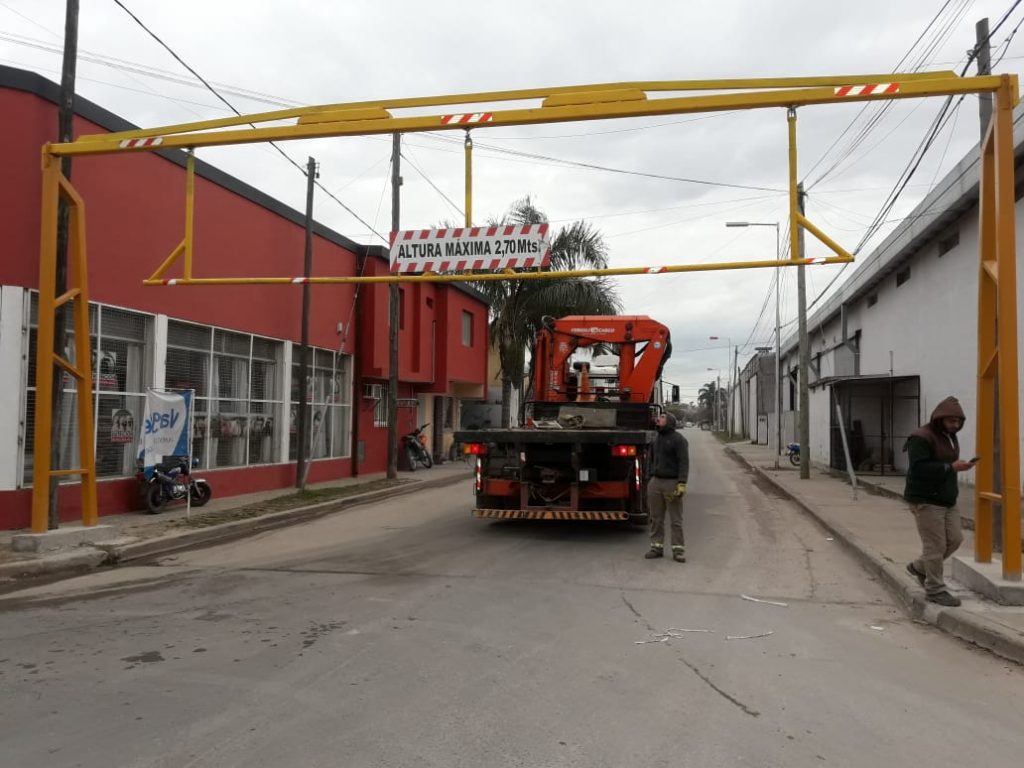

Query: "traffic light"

xmin=671 ymin=385 xmax=680 ymax=403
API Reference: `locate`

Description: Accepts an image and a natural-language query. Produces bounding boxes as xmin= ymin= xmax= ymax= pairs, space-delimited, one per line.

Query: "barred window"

xmin=167 ymin=321 xmax=284 ymax=470
xmin=373 ymin=382 xmax=390 ymax=428
xmin=289 ymin=346 xmax=352 ymax=460
xmin=23 ymin=295 xmax=151 ymax=485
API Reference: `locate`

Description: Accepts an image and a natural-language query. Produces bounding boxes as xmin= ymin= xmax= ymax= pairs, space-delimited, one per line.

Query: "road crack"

xmin=790 ymin=528 xmax=820 ymax=601
xmin=620 ymin=594 xmax=760 ymax=719
xmin=620 ymin=593 xmax=655 ymax=631
xmin=678 ymin=657 xmax=760 ymax=718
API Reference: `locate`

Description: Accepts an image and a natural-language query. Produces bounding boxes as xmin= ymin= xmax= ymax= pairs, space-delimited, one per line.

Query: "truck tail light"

xmin=611 ymin=444 xmax=637 ymax=457
xmin=464 ymin=442 xmax=488 ymax=455
xmin=475 ymin=458 xmax=482 ymax=492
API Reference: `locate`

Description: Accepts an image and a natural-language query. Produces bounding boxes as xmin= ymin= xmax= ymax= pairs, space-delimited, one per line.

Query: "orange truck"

xmin=455 ymin=315 xmax=671 ymax=525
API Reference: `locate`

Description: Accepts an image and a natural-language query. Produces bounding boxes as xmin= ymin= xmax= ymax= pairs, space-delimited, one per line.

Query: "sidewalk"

xmin=725 ymin=442 xmax=1024 ymax=666
xmin=0 ymin=462 xmax=472 ymax=583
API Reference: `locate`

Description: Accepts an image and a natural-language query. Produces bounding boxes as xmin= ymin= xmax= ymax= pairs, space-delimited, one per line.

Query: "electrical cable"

xmin=111 ymin=0 xmax=387 ymax=242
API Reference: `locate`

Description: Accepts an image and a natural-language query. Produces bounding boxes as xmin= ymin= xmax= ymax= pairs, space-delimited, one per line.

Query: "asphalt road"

xmin=1 ymin=431 xmax=1021 ymax=768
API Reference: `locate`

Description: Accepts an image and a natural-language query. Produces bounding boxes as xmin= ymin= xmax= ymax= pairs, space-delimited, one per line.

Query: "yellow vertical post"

xmin=66 ymin=181 xmax=97 ymax=526
xmin=464 ymin=130 xmax=473 ymax=227
xmin=787 ymin=108 xmax=799 ymax=260
xmin=975 ymin=126 xmax=996 ymax=564
xmin=994 ymin=76 xmax=1021 ymax=579
xmin=184 ymin=150 xmax=195 ymax=279
xmin=31 ymin=155 xmax=61 ymax=533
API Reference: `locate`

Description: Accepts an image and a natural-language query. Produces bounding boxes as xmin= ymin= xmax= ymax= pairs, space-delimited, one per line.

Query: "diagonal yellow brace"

xmin=148 ymin=150 xmax=196 ymax=281
xmin=52 ymin=353 xmax=83 ymax=380
xmin=797 ymin=214 xmax=855 ymax=261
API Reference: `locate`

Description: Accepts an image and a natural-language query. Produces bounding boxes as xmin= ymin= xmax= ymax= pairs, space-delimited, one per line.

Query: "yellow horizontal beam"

xmin=143 ymin=255 xmax=853 ymax=286
xmin=73 ymin=71 xmax=962 ymax=145
xmin=979 ymin=491 xmax=1003 ymax=502
xmin=297 ymin=106 xmax=392 ymax=125
xmin=49 ymin=74 xmax=1014 ymax=157
xmin=49 ymin=468 xmax=87 ymax=477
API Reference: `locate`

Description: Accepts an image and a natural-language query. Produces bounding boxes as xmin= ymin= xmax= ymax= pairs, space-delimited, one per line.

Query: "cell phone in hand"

xmin=969 ymin=456 xmax=981 ymax=463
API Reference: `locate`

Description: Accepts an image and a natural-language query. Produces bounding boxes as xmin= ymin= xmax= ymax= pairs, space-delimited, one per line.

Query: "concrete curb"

xmin=0 ymin=548 xmax=107 ymax=580
xmin=2 ymin=471 xmax=472 ymax=582
xmin=725 ymin=447 xmax=1024 ymax=666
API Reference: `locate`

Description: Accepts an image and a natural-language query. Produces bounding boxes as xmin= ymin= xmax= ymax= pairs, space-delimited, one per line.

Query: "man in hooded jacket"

xmin=645 ymin=412 xmax=689 ymax=562
xmin=903 ymin=396 xmax=975 ymax=607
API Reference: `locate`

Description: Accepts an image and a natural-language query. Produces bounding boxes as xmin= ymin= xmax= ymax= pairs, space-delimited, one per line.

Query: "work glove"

xmin=674 ymin=482 xmax=687 ymax=498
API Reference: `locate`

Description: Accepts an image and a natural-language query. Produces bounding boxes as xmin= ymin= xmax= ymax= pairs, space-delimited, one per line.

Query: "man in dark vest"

xmin=904 ymin=396 xmax=975 ymax=607
xmin=645 ymin=412 xmax=689 ymax=563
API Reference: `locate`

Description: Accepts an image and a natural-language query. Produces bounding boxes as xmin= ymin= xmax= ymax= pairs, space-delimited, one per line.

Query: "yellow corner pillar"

xmin=30 ymin=153 xmax=98 ymax=532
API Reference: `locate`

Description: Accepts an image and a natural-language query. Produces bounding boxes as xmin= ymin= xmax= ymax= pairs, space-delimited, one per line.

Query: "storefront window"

xmin=23 ymin=296 xmax=150 ymax=485
xmin=289 ymin=346 xmax=352 ymax=460
xmin=167 ymin=321 xmax=284 ymax=470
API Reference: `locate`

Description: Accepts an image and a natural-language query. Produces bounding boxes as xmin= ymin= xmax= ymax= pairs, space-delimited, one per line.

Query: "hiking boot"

xmin=927 ymin=591 xmax=961 ymax=607
xmin=672 ymin=550 xmax=686 ymax=563
xmin=644 ymin=547 xmax=664 ymax=559
xmin=906 ymin=562 xmax=926 ymax=588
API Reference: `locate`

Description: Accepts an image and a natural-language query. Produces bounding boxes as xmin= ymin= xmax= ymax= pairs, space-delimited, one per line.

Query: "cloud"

xmin=1 ymin=0 xmax=1020 ymax=393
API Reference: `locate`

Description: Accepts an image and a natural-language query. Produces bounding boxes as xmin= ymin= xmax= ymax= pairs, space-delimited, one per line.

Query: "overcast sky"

xmin=3 ymin=0 xmax=1023 ymax=400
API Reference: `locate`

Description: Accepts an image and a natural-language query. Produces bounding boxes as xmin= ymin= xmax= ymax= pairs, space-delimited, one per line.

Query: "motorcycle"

xmin=785 ymin=442 xmax=801 ymax=467
xmin=403 ymin=423 xmax=433 ymax=471
xmin=136 ymin=455 xmax=213 ymax=513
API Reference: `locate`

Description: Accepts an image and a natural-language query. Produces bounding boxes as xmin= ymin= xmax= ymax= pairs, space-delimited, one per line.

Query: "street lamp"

xmin=726 ymin=221 xmax=781 ymax=468
xmin=708 ymin=336 xmax=732 ymax=436
xmin=706 ymin=367 xmax=722 ymax=432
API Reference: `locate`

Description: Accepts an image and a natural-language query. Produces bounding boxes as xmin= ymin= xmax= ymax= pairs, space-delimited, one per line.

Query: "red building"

xmin=0 ymin=65 xmax=488 ymax=530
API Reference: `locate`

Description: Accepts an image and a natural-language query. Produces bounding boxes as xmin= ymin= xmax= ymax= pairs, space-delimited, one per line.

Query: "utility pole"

xmin=773 ymin=224 xmax=782 ymax=469
xmin=731 ymin=346 xmax=738 ymax=437
xmin=717 ymin=374 xmax=722 ymax=431
xmin=48 ymin=0 xmax=79 ymax=529
xmin=295 ymin=156 xmax=317 ymax=489
xmin=976 ymin=18 xmax=1002 ymax=549
xmin=977 ymin=18 xmax=993 ymax=142
xmin=797 ymin=182 xmax=811 ymax=480
xmin=387 ymin=133 xmax=401 ymax=479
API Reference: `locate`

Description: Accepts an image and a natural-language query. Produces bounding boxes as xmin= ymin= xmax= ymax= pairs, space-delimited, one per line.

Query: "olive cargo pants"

xmin=648 ymin=477 xmax=684 ymax=551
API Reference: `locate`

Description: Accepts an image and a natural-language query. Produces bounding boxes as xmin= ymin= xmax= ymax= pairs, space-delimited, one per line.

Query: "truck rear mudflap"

xmin=473 ymin=508 xmax=629 ymax=521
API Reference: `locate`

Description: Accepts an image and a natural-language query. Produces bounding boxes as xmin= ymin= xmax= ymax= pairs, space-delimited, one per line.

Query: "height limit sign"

xmin=390 ymin=224 xmax=551 ymax=273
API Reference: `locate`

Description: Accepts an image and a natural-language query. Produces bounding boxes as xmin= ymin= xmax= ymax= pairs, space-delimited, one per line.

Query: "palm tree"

xmin=474 ymin=197 xmax=621 ymax=426
xmin=698 ymin=381 xmax=719 ymax=425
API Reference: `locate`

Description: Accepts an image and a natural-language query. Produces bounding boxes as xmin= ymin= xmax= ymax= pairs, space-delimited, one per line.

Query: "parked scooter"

xmin=136 ymin=455 xmax=213 ymax=513
xmin=403 ymin=423 xmax=433 ymax=471
xmin=785 ymin=442 xmax=801 ymax=467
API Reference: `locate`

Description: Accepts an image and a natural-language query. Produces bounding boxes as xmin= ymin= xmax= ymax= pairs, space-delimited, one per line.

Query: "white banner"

xmin=142 ymin=389 xmax=193 ymax=475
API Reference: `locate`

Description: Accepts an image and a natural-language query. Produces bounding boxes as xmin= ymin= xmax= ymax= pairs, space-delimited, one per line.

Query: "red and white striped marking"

xmin=440 ymin=112 xmax=493 ymax=125
xmin=834 ymin=83 xmax=899 ymax=97
xmin=118 ymin=137 xmax=164 ymax=149
xmin=390 ymin=224 xmax=550 ymax=273
xmin=645 ymin=267 xmax=668 ymax=274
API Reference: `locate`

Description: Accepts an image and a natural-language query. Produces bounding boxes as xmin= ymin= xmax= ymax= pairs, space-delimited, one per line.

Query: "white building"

xmin=732 ymin=106 xmax=1024 ymax=485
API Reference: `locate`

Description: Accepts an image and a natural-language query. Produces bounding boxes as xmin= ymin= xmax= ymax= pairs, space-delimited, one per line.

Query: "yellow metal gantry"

xmin=31 ymin=71 xmax=1023 ymax=580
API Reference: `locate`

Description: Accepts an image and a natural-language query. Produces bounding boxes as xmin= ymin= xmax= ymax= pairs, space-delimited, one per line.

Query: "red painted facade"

xmin=0 ymin=67 xmax=487 ymax=529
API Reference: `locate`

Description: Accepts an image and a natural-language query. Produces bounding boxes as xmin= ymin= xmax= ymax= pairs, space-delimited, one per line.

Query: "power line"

xmin=421 ymin=133 xmax=784 ymax=193
xmin=803 ymin=0 xmax=1024 ymax=312
xmin=400 ymin=149 xmax=464 ymax=219
xmin=0 ymin=29 xmax=302 ymax=108
xmin=111 ymin=0 xmax=387 ymax=243
xmin=803 ymin=0 xmax=971 ymax=189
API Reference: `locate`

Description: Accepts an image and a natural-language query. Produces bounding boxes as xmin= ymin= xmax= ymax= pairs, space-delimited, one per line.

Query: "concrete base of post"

xmin=952 ymin=555 xmax=1024 ymax=605
xmin=12 ymin=524 xmax=116 ymax=554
